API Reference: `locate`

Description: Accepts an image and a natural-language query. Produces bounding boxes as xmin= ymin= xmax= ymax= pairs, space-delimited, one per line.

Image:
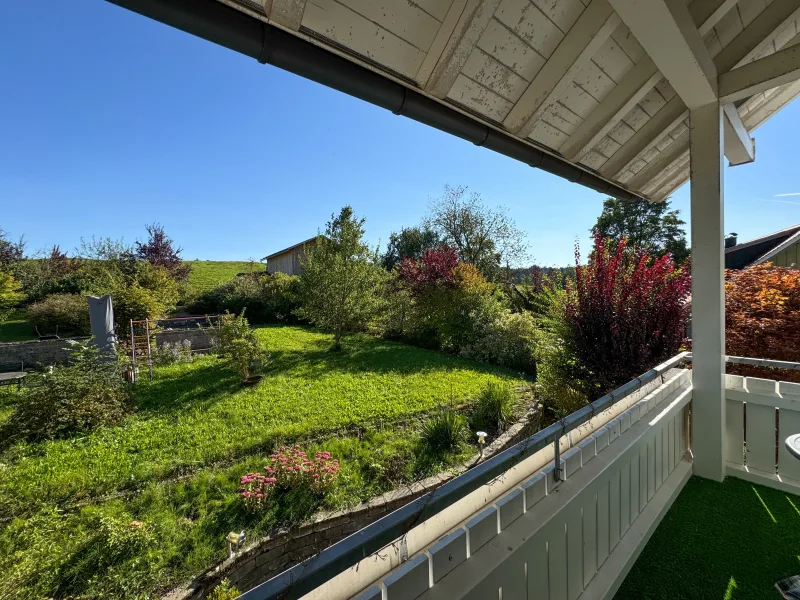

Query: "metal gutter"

xmin=105 ymin=0 xmax=643 ymax=202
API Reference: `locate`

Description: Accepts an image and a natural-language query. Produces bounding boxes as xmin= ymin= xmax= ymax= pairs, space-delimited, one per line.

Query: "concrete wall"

xmin=0 ymin=328 xmax=219 ymax=369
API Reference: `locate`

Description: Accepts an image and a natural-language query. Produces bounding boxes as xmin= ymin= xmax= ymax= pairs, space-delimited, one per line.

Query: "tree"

xmin=591 ymin=197 xmax=689 ymax=264
xmin=0 ymin=227 xmax=24 ymax=271
xmin=424 ymin=185 xmax=528 ymax=279
xmin=0 ymin=270 xmax=24 ymax=323
xmin=135 ymin=223 xmax=191 ymax=281
xmin=296 ymin=206 xmax=386 ymax=350
xmin=381 ymin=226 xmax=441 ymax=270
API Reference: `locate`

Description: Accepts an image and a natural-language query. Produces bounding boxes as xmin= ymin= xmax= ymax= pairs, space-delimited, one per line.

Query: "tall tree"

xmin=381 ymin=226 xmax=441 ymax=270
xmin=296 ymin=206 xmax=386 ymax=350
xmin=135 ymin=223 xmax=191 ymax=281
xmin=591 ymin=197 xmax=689 ymax=264
xmin=0 ymin=227 xmax=24 ymax=271
xmin=424 ymin=185 xmax=528 ymax=279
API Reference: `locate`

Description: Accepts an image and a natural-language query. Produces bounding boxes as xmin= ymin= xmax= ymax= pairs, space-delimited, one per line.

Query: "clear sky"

xmin=2 ymin=2 xmax=800 ymax=267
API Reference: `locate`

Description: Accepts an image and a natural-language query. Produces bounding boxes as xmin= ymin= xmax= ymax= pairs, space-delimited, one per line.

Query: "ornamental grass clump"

xmin=239 ymin=445 xmax=341 ymax=510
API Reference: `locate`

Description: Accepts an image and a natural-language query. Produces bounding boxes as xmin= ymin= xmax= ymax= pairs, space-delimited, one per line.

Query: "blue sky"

xmin=2 ymin=2 xmax=799 ymax=267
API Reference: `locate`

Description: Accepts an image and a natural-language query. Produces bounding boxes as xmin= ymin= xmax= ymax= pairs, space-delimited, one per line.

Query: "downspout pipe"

xmin=105 ymin=0 xmax=642 ymax=201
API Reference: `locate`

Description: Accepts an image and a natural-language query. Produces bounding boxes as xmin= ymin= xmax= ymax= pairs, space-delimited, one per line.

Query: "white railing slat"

xmin=726 ymin=398 xmax=745 ymax=465
xmin=549 ymin=522 xmax=568 ymax=600
xmin=779 ymin=408 xmax=800 ymax=483
xmin=639 ymin=446 xmax=648 ymax=513
xmin=527 ymin=538 xmax=548 ymax=600
xmin=566 ymin=506 xmax=583 ymax=600
xmin=597 ymin=481 xmax=610 ymax=569
xmin=582 ymin=493 xmax=598 ymax=589
xmin=620 ymin=462 xmax=631 ymax=537
xmin=609 ymin=469 xmax=621 ymax=552
xmin=746 ymin=402 xmax=777 ymax=474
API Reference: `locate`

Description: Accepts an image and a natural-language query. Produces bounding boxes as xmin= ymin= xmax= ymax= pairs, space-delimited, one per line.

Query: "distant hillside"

xmin=186 ymin=260 xmax=265 ymax=293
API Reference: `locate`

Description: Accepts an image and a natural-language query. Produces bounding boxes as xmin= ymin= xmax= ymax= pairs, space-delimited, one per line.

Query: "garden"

xmin=2 ymin=189 xmax=796 ymax=598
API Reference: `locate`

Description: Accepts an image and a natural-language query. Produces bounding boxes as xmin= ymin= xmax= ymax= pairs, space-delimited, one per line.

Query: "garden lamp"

xmin=477 ymin=431 xmax=488 ymax=456
xmin=226 ymin=530 xmax=246 ymax=557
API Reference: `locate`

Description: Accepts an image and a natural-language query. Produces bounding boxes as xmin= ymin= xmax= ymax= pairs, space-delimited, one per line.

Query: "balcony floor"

xmin=615 ymin=477 xmax=800 ymax=600
xmin=617 ymin=475 xmax=800 ymax=599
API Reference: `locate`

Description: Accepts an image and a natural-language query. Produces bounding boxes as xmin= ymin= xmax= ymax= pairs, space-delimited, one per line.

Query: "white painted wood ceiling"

xmin=227 ymin=0 xmax=800 ymax=201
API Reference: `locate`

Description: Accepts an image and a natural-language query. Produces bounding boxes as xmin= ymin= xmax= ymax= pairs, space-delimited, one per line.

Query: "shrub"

xmin=239 ymin=446 xmax=341 ymax=510
xmin=191 ymin=272 xmax=300 ymax=324
xmin=111 ymin=264 xmax=178 ymax=328
xmin=470 ymin=382 xmax=516 ymax=435
xmin=4 ymin=340 xmax=132 ymax=442
xmin=460 ymin=309 xmax=538 ymax=374
xmin=152 ymin=339 xmax=193 ymax=365
xmin=0 ymin=270 xmax=24 ymax=323
xmin=27 ymin=293 xmax=90 ymax=336
xmin=564 ymin=233 xmax=690 ymax=396
xmin=218 ymin=311 xmax=269 ymax=381
xmin=721 ymin=263 xmax=800 ymax=381
xmin=421 ymin=407 xmax=466 ymax=453
xmin=208 ymin=580 xmax=241 ymax=600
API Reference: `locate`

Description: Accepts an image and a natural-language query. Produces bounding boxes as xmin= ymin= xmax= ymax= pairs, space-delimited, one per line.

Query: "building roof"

xmin=262 ymin=236 xmax=319 ymax=261
xmin=111 ymin=0 xmax=800 ymax=204
xmin=725 ymin=225 xmax=800 ymax=269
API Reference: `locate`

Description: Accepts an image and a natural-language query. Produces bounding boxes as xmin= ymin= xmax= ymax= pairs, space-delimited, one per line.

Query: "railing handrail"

xmin=239 ymin=351 xmax=691 ymax=600
xmin=685 ymin=353 xmax=800 ymax=371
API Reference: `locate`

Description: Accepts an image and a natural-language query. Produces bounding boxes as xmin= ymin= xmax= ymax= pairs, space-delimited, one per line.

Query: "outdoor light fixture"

xmin=226 ymin=530 xmax=246 ymax=557
xmin=477 ymin=431 xmax=488 ymax=457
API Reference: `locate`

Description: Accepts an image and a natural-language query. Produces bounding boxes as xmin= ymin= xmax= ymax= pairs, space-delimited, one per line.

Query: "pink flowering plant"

xmin=239 ymin=445 xmax=341 ymax=510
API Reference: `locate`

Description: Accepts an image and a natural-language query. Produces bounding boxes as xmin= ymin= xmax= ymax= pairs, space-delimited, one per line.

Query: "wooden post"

xmin=690 ymin=101 xmax=726 ymax=481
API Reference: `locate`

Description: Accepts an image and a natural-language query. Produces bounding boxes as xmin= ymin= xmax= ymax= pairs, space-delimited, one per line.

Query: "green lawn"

xmin=0 ymin=310 xmax=34 ymax=343
xmin=186 ymin=260 xmax=264 ymax=293
xmin=617 ymin=476 xmax=800 ymax=600
xmin=0 ymin=326 xmax=516 ymax=599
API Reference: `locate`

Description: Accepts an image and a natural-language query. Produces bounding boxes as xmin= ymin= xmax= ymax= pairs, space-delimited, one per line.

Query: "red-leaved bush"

xmin=397 ymin=246 xmax=459 ymax=294
xmin=239 ymin=445 xmax=341 ymax=510
xmin=565 ymin=233 xmax=690 ymax=395
xmin=723 ymin=263 xmax=800 ymax=382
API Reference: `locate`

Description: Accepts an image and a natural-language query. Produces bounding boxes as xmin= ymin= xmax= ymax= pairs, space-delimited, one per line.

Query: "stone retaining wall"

xmin=0 ymin=328 xmax=218 ymax=369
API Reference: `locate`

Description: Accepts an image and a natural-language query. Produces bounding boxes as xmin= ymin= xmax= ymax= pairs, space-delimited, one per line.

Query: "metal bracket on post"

xmin=553 ymin=426 xmax=563 ymax=482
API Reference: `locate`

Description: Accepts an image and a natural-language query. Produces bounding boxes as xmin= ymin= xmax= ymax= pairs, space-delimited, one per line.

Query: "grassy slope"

xmin=0 ymin=327 xmax=514 ymax=598
xmin=0 ymin=310 xmax=34 ymax=343
xmin=186 ymin=260 xmax=264 ymax=293
xmin=617 ymin=476 xmax=800 ymax=599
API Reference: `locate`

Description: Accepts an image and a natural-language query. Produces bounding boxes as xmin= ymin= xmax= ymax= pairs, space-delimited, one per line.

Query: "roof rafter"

xmin=720 ymin=41 xmax=800 ymax=103
xmin=262 ymin=0 xmax=306 ymax=30
xmin=502 ymin=0 xmax=620 ymax=136
xmin=722 ymin=103 xmax=755 ymax=165
xmin=608 ymin=0 xmax=717 ymax=110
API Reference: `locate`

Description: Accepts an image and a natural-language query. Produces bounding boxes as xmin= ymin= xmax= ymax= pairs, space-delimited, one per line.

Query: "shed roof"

xmin=263 ymin=236 xmax=319 ymax=261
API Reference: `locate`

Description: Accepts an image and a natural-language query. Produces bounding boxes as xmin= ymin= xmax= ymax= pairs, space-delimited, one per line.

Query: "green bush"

xmin=421 ymin=407 xmax=466 ymax=454
xmin=27 ymin=293 xmax=90 ymax=336
xmin=4 ymin=340 xmax=133 ymax=443
xmin=218 ymin=311 xmax=269 ymax=381
xmin=111 ymin=264 xmax=178 ymax=327
xmin=460 ymin=309 xmax=538 ymax=374
xmin=208 ymin=580 xmax=241 ymax=600
xmin=470 ymin=381 xmax=517 ymax=435
xmin=191 ymin=272 xmax=300 ymax=324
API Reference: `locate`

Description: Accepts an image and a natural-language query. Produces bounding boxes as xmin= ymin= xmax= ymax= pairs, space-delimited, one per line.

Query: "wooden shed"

xmin=263 ymin=237 xmax=317 ymax=276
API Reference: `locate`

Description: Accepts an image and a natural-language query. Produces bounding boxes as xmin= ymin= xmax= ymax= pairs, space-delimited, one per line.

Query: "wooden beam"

xmin=599 ymin=96 xmax=688 ymax=178
xmin=415 ymin=0 xmax=470 ymax=87
xmin=608 ymin=0 xmax=718 ymax=109
xmin=713 ymin=0 xmax=800 ymax=74
xmin=722 ymin=103 xmax=755 ymax=165
xmin=502 ymin=0 xmax=620 ymax=135
xmin=689 ymin=0 xmax=739 ymax=37
xmin=626 ymin=129 xmax=690 ymax=191
xmin=741 ymin=78 xmax=800 ymax=130
xmin=647 ymin=154 xmax=690 ymax=200
xmin=422 ymin=0 xmax=503 ymax=98
xmin=561 ymin=57 xmax=662 ymax=161
xmin=719 ymin=42 xmax=800 ymax=102
xmin=262 ymin=0 xmax=307 ymax=30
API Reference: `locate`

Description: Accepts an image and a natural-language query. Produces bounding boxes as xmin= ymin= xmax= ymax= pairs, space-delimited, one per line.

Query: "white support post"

xmin=689 ymin=102 xmax=726 ymax=482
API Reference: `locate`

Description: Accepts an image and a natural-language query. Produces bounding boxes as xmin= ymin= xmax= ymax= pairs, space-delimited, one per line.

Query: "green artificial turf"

xmin=617 ymin=476 xmax=800 ymax=600
xmin=186 ymin=260 xmax=263 ymax=293
xmin=0 ymin=326 xmax=514 ymax=598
